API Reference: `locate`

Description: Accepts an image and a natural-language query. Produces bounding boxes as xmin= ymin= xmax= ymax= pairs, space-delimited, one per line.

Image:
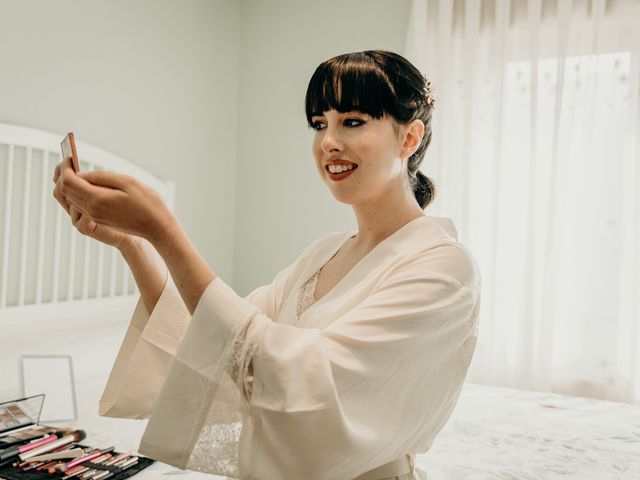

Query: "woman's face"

xmin=311 ymin=109 xmax=407 ymax=205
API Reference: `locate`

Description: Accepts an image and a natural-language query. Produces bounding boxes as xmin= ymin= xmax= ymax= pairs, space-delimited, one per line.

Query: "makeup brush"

xmin=63 ymin=450 xmax=130 ymax=479
xmin=24 ymin=447 xmax=85 ymax=463
xmin=92 ymin=457 xmax=139 ymax=480
xmin=18 ymin=430 xmax=86 ymax=462
xmin=52 ymin=446 xmax=115 ymax=474
xmin=102 ymin=451 xmax=134 ymax=466
xmin=19 ymin=443 xmax=84 ymax=471
xmin=60 ymin=452 xmax=113 ymax=479
xmin=0 ymin=432 xmax=64 ymax=466
xmin=82 ymin=456 xmax=138 ymax=480
xmin=0 ymin=433 xmax=48 ymax=450
xmin=0 ymin=432 xmax=60 ymax=461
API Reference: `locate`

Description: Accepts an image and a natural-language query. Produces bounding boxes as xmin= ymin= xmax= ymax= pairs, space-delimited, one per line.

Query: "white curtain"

xmin=405 ymin=0 xmax=640 ymax=404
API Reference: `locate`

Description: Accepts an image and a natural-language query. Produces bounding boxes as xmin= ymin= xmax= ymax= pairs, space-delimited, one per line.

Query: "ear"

xmin=399 ymin=119 xmax=425 ymax=159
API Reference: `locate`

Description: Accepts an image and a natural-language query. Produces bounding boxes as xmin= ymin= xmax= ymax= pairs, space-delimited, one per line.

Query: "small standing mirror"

xmin=20 ymin=355 xmax=77 ymax=422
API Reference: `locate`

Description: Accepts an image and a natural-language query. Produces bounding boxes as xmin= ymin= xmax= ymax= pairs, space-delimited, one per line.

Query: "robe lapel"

xmin=306 ymin=216 xmax=434 ymax=307
xmin=276 ymin=215 xmax=456 ymax=327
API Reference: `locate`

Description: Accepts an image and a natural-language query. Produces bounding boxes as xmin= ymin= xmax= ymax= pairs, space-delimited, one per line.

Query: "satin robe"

xmin=98 ymin=215 xmax=481 ymax=480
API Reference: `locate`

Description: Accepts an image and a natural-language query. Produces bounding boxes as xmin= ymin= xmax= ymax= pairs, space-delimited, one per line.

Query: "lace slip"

xmin=296 ymin=241 xmax=344 ymax=322
xmin=297 ymin=269 xmax=321 ymax=321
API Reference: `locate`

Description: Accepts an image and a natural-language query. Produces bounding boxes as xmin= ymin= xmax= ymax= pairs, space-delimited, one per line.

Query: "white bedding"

xmin=418 ymin=381 xmax=640 ymax=479
xmin=3 ymin=307 xmax=639 ymax=479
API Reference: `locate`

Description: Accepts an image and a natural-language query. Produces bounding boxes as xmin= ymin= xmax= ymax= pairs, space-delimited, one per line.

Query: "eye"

xmin=344 ymin=118 xmax=365 ymax=127
xmin=310 ymin=118 xmax=365 ymax=131
xmin=310 ymin=120 xmax=326 ymax=131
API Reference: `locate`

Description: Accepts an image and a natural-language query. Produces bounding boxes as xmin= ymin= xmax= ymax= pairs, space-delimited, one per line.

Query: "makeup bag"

xmin=0 ymin=395 xmax=153 ymax=480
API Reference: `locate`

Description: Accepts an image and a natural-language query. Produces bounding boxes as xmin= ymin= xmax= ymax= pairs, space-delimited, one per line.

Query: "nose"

xmin=320 ymin=124 xmax=343 ymax=153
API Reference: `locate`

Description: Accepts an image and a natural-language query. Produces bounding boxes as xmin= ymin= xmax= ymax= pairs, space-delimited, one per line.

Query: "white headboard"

xmin=0 ymin=123 xmax=174 ymax=316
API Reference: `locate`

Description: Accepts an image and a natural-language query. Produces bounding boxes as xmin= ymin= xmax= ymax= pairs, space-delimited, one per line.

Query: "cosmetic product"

xmin=19 ymin=430 xmax=86 ymax=461
xmin=0 ymin=395 xmax=155 ymax=480
xmin=97 ymin=458 xmax=139 ymax=480
xmin=24 ymin=447 xmax=84 ymax=463
xmin=0 ymin=395 xmax=44 ymax=437
xmin=103 ymin=451 xmax=133 ymax=465
xmin=19 ymin=443 xmax=83 ymax=470
xmin=0 ymin=433 xmax=47 ymax=450
xmin=66 ymin=450 xmax=132 ymax=479
xmin=81 ymin=459 xmax=115 ymax=480
xmin=35 ymin=460 xmax=59 ymax=471
xmin=0 ymin=433 xmax=60 ymax=461
xmin=54 ymin=446 xmax=114 ymax=473
xmin=61 ymin=452 xmax=113 ymax=479
xmin=0 ymin=394 xmax=47 ymax=468
xmin=86 ymin=457 xmax=138 ymax=480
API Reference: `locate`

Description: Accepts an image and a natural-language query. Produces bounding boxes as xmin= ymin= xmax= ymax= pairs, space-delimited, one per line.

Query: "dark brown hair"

xmin=305 ymin=50 xmax=436 ymax=209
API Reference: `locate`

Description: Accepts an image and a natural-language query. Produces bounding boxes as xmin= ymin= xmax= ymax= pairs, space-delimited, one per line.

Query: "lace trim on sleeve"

xmin=184 ymin=308 xmax=270 ymax=478
xmin=183 ymin=318 xmax=251 ymax=478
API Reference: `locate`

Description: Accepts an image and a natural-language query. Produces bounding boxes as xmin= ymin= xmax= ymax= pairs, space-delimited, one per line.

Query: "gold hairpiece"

xmin=423 ymin=74 xmax=436 ymax=108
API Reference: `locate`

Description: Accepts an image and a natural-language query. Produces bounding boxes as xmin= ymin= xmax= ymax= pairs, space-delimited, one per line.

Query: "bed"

xmin=1 ymin=124 xmax=638 ymax=479
xmin=419 ymin=381 xmax=640 ymax=479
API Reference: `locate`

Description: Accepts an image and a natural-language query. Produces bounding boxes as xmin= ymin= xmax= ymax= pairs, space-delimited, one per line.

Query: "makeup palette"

xmin=0 ymin=396 xmax=153 ymax=479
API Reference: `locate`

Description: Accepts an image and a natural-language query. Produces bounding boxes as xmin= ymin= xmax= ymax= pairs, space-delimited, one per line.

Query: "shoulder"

xmin=396 ymin=217 xmax=481 ymax=294
xmin=422 ymin=242 xmax=481 ymax=294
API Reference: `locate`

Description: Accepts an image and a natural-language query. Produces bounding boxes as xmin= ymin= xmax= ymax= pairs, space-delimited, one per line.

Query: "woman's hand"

xmin=54 ymin=159 xmax=176 ymax=246
xmin=54 ymin=157 xmax=216 ymax=315
xmin=53 ymin=158 xmax=135 ymax=251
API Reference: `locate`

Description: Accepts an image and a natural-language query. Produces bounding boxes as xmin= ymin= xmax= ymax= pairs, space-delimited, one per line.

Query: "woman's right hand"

xmin=53 ymin=158 xmax=136 ymax=252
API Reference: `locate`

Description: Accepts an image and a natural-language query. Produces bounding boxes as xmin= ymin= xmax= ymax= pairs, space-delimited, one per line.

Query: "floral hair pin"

xmin=423 ymin=74 xmax=436 ymax=108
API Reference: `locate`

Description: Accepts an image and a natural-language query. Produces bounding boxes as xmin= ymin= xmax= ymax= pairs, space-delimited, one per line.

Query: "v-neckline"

xmin=311 ymin=234 xmax=356 ymax=303
xmin=307 ymin=214 xmax=429 ymax=308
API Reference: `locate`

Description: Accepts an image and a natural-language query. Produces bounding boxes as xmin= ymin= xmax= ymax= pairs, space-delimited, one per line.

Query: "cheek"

xmin=352 ymin=133 xmax=383 ymax=167
xmin=312 ymin=137 xmax=325 ymax=174
xmin=354 ymin=130 xmax=383 ymax=156
xmin=312 ymin=136 xmax=323 ymax=158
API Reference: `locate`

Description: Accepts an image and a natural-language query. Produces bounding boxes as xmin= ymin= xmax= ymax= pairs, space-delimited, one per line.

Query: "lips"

xmin=326 ymin=166 xmax=357 ymax=181
xmin=325 ymin=159 xmax=357 ymax=168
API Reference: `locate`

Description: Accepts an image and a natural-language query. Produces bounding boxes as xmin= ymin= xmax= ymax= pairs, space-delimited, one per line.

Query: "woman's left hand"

xmin=59 ymin=167 xmax=176 ymax=246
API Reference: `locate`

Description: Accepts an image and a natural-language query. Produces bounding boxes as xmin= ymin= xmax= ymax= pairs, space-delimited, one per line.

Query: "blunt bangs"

xmin=305 ymin=52 xmax=401 ymax=127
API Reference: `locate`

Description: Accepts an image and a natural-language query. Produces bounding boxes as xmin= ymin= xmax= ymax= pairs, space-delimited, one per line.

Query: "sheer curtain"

xmin=405 ymin=0 xmax=640 ymax=404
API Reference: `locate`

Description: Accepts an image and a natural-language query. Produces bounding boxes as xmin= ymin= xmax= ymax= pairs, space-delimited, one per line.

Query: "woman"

xmin=53 ymin=50 xmax=481 ymax=480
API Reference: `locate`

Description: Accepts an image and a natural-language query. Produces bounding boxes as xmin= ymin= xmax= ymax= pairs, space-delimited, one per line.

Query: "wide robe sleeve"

xmin=136 ymin=244 xmax=480 ymax=480
xmin=98 ymin=272 xmax=190 ymax=419
xmin=98 ymin=236 xmax=325 ymax=421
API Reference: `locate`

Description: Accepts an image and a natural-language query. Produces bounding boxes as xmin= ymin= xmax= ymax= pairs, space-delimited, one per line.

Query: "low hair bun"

xmin=411 ymin=170 xmax=436 ymax=210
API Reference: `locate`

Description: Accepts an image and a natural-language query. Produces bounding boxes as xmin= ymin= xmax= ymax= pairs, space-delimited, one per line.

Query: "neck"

xmin=349 ymin=190 xmax=425 ymax=252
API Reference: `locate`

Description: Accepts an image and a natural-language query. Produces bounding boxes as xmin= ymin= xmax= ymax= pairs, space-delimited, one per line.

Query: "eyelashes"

xmin=344 ymin=119 xmax=365 ymax=128
xmin=310 ymin=118 xmax=365 ymax=131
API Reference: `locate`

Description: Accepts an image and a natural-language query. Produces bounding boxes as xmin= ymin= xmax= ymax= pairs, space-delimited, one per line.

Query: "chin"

xmin=330 ymin=191 xmax=357 ymax=205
